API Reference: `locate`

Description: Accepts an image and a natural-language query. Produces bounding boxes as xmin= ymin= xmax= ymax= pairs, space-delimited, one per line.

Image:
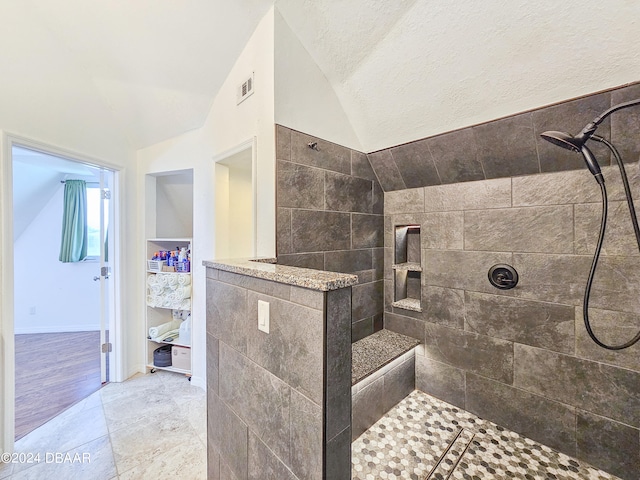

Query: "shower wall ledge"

xmin=203 ymin=257 xmax=359 ymax=291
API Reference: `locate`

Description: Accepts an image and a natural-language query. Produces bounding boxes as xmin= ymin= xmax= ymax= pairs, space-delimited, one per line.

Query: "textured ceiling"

xmin=3 ymin=0 xmax=640 ymax=153
xmin=278 ymin=0 xmax=640 ymax=152
xmin=3 ymin=0 xmax=274 ymax=150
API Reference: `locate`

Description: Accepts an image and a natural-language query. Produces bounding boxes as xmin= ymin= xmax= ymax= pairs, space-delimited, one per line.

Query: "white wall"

xmin=274 ymin=9 xmax=362 ymax=151
xmin=14 ymin=185 xmax=101 ymax=334
xmin=136 ymin=7 xmax=276 ymax=389
xmin=155 ymin=171 xmax=194 ymax=239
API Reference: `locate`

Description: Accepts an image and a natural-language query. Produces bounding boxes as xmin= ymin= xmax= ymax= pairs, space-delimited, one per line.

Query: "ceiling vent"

xmin=237 ymin=73 xmax=254 ymax=105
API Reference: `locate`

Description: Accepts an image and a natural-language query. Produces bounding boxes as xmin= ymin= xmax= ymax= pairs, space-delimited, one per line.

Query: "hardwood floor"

xmin=14 ymin=331 xmax=102 ymax=441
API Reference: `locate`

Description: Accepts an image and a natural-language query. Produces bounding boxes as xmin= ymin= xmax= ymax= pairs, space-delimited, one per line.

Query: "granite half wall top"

xmin=203 ymin=257 xmax=359 ymax=291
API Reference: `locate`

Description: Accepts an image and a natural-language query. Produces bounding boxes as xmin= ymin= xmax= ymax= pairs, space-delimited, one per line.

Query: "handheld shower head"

xmin=540 ymin=130 xmax=603 ymax=183
xmin=539 ymin=131 xmax=582 ymax=152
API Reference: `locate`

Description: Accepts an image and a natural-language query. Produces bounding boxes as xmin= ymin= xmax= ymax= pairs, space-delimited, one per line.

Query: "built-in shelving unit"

xmin=145 ymin=237 xmax=193 ymax=377
xmin=392 ymin=225 xmax=422 ymax=312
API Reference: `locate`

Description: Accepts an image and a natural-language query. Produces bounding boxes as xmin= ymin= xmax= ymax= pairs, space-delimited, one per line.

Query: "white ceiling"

xmin=2 ymin=0 xmax=640 ymax=153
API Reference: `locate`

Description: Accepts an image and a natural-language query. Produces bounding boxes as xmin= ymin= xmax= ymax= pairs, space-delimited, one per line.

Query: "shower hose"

xmin=585 ymin=135 xmax=640 ymax=350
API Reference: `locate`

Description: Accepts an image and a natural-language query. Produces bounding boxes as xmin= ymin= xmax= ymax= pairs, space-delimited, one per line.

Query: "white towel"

xmin=146 ymin=295 xmax=156 ymax=307
xmin=173 ymin=285 xmax=191 ymax=300
xmin=147 ymin=275 xmax=157 ymax=286
xmin=166 ymin=274 xmax=178 ymax=287
xmin=149 ymin=319 xmax=182 ymax=339
xmin=155 ymin=274 xmax=168 ymax=286
xmin=150 ymin=284 xmax=163 ymax=296
xmin=178 ymin=275 xmax=191 ymax=286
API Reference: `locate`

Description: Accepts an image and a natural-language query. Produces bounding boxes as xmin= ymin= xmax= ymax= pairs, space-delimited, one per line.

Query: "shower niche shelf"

xmin=392 ymin=225 xmax=422 ymax=312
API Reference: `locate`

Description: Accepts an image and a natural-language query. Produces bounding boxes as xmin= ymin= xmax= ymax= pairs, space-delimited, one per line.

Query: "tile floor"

xmin=352 ymin=390 xmax=621 ymax=480
xmin=0 ymin=371 xmax=206 ymax=480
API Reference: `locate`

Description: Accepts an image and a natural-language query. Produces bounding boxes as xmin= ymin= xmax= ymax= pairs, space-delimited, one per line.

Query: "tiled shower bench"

xmin=351 ymin=329 xmax=421 ymax=440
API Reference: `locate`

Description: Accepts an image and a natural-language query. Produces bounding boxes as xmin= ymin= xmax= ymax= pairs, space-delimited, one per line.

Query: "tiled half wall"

xmin=383 ymin=164 xmax=640 ymax=479
xmin=275 ymin=125 xmax=385 ymax=342
xmin=206 ymin=268 xmax=352 ymax=480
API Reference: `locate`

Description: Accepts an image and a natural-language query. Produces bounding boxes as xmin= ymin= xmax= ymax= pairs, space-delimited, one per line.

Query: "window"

xmin=85 ymin=186 xmax=108 ymax=260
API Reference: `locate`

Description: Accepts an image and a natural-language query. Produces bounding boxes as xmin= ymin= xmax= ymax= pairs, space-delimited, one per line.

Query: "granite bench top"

xmin=352 ymin=329 xmax=421 ymax=385
xmin=203 ymin=257 xmax=359 ymax=292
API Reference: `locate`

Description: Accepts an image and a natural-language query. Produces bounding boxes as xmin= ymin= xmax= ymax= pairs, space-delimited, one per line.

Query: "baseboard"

xmin=13 ymin=325 xmax=101 ymax=335
xmin=190 ymin=375 xmax=205 ymax=391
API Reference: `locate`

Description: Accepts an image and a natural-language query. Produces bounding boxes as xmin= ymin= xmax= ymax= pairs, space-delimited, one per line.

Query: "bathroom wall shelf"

xmin=145 ymin=238 xmax=193 ymax=378
xmin=394 ymin=225 xmax=422 ymax=312
xmin=392 ymin=262 xmax=422 ymax=272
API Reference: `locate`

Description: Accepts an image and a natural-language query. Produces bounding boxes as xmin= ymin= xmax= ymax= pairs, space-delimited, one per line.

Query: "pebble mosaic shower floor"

xmin=352 ymin=390 xmax=619 ymax=480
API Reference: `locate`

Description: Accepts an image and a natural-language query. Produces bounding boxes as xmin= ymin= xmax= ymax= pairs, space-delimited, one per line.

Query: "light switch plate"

xmin=258 ymin=300 xmax=270 ymax=333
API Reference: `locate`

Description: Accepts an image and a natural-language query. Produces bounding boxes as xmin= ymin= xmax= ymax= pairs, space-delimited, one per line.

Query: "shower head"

xmin=540 ymin=130 xmax=603 ymax=182
xmin=539 ymin=131 xmax=582 ymax=152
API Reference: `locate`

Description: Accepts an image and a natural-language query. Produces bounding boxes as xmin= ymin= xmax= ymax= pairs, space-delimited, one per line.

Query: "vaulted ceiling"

xmin=2 ymin=0 xmax=640 ymax=153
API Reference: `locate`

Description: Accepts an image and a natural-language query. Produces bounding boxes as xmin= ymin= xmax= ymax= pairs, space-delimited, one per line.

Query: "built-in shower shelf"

xmin=392 ymin=262 xmax=422 ymax=272
xmin=392 ymin=298 xmax=422 ymax=312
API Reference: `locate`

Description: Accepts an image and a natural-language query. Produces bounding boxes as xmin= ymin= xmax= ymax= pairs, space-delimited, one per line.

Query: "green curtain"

xmin=59 ymin=180 xmax=88 ymax=263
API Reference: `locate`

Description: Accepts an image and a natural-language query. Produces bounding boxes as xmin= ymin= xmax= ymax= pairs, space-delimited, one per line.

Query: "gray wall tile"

xmin=290 ymin=389 xmax=322 ymax=480
xmin=207 ymin=443 xmax=220 ymax=480
xmin=325 ymin=426 xmax=351 ymax=480
xmin=351 ymin=150 xmax=378 ymax=181
xmin=372 ymin=181 xmax=384 ymax=214
xmin=590 ymin=255 xmax=640 ymax=314
xmin=325 ymin=171 xmax=373 ymax=213
xmin=512 ymin=169 xmax=597 ymax=206
xmin=219 ymin=343 xmax=291 ymax=463
xmin=422 ymin=286 xmax=465 ymax=329
xmin=352 ymin=376 xmax=385 ymax=441
xmin=290 ymin=130 xmax=351 ymax=175
xmin=382 ymin=356 xmax=415 ymax=413
xmin=423 ymin=178 xmax=512 ymax=212
xmin=248 ymin=432 xmax=298 ymax=480
xmin=384 ymin=187 xmax=425 ymax=214
xmin=246 ymin=292 xmax=324 ymax=405
xmin=576 ymin=410 xmax=640 ymax=480
xmin=466 ymin=374 xmax=577 ymax=457
xmin=464 ymin=206 xmax=574 ymax=254
xmin=427 ymin=128 xmax=485 ymax=184
xmin=575 ymin=201 xmax=640 ymax=256
xmin=421 ymin=212 xmax=464 ymax=250
xmin=415 ymin=355 xmax=465 ymax=408
xmin=208 ymin=393 xmax=248 ymax=480
xmin=277 ymin=208 xmax=292 ymax=255
xmin=291 ymin=210 xmax=351 ymax=253
xmin=277 ymin=160 xmax=324 ymax=210
xmin=207 ymin=332 xmax=219 ymax=395
xmin=423 ymin=322 xmax=514 ymax=384
xmin=276 ymin=124 xmax=291 ymax=161
xmin=324 ymin=249 xmax=372 ymax=273
xmin=611 ymin=83 xmax=640 ymax=166
xmin=511 ymin=253 xmax=590 ymax=306
xmin=372 ymin=247 xmax=385 ymax=280
xmin=277 ymin=253 xmax=325 ymax=270
xmin=352 ymin=318 xmax=373 ymax=342
xmin=352 ymin=214 xmax=384 ymax=249
xmin=575 ymin=307 xmax=640 ymax=371
xmin=352 ymin=280 xmax=384 ymax=322
xmin=325 ymin=288 xmax=353 ymax=440
xmin=514 ymin=344 xmax=640 ymax=427
xmin=367 ymin=150 xmax=406 ymax=191
xmin=218 ymin=270 xmax=291 ymax=300
xmin=423 ymin=250 xmax=513 ymax=294
xmin=289 ymin=286 xmax=324 ymax=310
xmin=464 ymin=292 xmax=574 ymax=354
xmin=532 ymin=93 xmax=612 ymax=173
xmin=389 ymin=139 xmax=441 ymax=188
xmin=207 ymin=279 xmax=248 ymax=354
xmin=474 ymin=113 xmax=540 ymax=178
xmin=384 ymin=312 xmax=425 ymax=342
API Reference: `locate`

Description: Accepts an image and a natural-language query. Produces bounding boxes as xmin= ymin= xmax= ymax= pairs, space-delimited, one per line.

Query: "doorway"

xmin=10 ymin=143 xmax=117 ymax=441
xmin=214 ymin=138 xmax=257 ymax=258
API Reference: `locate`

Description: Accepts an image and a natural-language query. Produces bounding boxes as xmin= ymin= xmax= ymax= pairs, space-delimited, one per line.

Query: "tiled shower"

xmin=275 ymin=82 xmax=640 ymax=479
